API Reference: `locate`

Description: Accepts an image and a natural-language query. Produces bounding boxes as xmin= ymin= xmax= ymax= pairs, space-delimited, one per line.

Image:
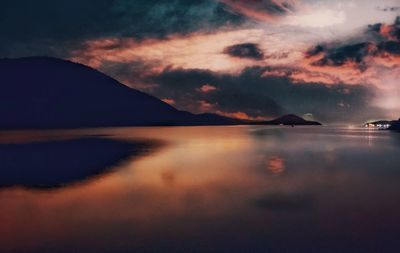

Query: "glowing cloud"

xmin=220 ymin=0 xmax=298 ymax=21
xmin=197 ymin=84 xmax=218 ymax=93
xmin=286 ymin=9 xmax=346 ymax=28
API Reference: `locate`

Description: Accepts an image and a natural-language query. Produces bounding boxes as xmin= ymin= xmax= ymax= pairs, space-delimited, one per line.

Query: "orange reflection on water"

xmin=1 ymin=126 xmax=400 ymax=253
xmin=266 ymin=156 xmax=286 ymax=175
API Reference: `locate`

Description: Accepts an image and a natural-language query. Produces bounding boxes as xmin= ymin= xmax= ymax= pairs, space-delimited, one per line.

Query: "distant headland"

xmin=389 ymin=120 xmax=400 ymax=131
xmin=254 ymin=114 xmax=322 ymax=126
xmin=364 ymin=119 xmax=400 ymax=131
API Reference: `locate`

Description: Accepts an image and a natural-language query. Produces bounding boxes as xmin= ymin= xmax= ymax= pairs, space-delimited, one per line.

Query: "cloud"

xmin=63 ymin=12 xmax=396 ymax=122
xmin=220 ymin=0 xmax=297 ymax=22
xmin=147 ymin=67 xmax=284 ymax=118
xmin=285 ymin=9 xmax=346 ymax=28
xmin=68 ymin=28 xmax=382 ymax=123
xmin=69 ymin=28 xmax=303 ymax=79
xmin=302 ymin=16 xmax=400 ymax=116
xmin=306 ymin=17 xmax=400 ymax=69
xmin=215 ymin=111 xmax=267 ymax=120
xmin=161 ymin=98 xmax=176 ymax=105
xmin=378 ymin=6 xmax=400 ymax=12
xmin=306 ymin=43 xmax=372 ymax=70
xmin=0 ymin=0 xmax=245 ymax=58
xmin=197 ymin=84 xmax=218 ymax=93
xmin=2 ymin=0 xmax=397 ymax=122
xmin=223 ymin=43 xmax=265 ymax=60
xmin=144 ymin=67 xmax=379 ymax=123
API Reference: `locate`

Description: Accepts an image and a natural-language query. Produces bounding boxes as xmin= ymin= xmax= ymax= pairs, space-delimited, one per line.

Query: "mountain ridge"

xmin=0 ymin=57 xmax=322 ymax=129
xmin=0 ymin=57 xmax=241 ymax=129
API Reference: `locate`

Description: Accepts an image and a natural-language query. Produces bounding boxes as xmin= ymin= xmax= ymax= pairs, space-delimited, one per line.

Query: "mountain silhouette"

xmin=0 ymin=57 xmax=240 ymax=129
xmin=261 ymin=114 xmax=322 ymax=125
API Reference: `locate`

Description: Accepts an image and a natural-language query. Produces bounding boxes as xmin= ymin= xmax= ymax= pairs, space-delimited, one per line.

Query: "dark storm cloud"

xmin=109 ymin=0 xmax=245 ymax=37
xmin=97 ymin=60 xmax=162 ymax=89
xmin=307 ymin=17 xmax=400 ymax=70
xmin=223 ymin=43 xmax=265 ymax=60
xmin=378 ymin=41 xmax=400 ymax=54
xmin=367 ymin=17 xmax=400 ymax=40
xmin=0 ymin=0 xmax=245 ymax=58
xmin=307 ymin=43 xmax=371 ymax=70
xmin=147 ymin=67 xmax=283 ymax=117
xmin=144 ymin=66 xmax=379 ymax=122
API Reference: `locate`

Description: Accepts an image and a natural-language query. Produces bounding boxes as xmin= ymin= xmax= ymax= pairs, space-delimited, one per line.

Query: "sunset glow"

xmin=2 ymin=0 xmax=400 ymax=121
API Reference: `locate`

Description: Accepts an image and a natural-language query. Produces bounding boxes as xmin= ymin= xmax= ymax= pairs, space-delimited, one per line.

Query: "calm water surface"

xmin=1 ymin=126 xmax=400 ymax=253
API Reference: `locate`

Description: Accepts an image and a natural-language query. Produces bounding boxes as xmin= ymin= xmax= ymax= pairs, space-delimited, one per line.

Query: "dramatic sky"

xmin=2 ymin=0 xmax=400 ymax=123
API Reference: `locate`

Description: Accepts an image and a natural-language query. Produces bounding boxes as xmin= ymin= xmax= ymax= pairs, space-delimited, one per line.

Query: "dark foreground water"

xmin=1 ymin=126 xmax=400 ymax=253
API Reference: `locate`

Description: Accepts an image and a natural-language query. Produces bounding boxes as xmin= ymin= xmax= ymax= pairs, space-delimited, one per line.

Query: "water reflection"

xmin=0 ymin=126 xmax=400 ymax=253
xmin=253 ymin=192 xmax=314 ymax=211
xmin=0 ymin=134 xmax=159 ymax=188
xmin=266 ymin=156 xmax=286 ymax=175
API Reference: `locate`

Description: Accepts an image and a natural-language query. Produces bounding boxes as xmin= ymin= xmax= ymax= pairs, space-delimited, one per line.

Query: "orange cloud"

xmin=261 ymin=67 xmax=341 ymax=85
xmin=198 ymin=100 xmax=215 ymax=112
xmin=197 ymin=84 xmax=217 ymax=93
xmin=161 ymin=98 xmax=176 ymax=105
xmin=70 ymin=28 xmax=305 ymax=77
xmin=216 ymin=110 xmax=268 ymax=121
xmin=376 ymin=23 xmax=400 ymax=41
xmin=297 ymin=59 xmax=368 ymax=85
xmin=220 ymin=0 xmax=297 ymax=22
xmin=289 ymin=71 xmax=340 ymax=85
xmin=67 ymin=15 xmax=400 ymax=118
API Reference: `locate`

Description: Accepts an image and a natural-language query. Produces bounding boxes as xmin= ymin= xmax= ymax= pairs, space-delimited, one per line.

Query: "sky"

xmin=2 ymin=0 xmax=400 ymax=123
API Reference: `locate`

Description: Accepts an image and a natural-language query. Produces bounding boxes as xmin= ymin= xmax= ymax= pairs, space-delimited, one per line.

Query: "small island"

xmin=254 ymin=114 xmax=322 ymax=126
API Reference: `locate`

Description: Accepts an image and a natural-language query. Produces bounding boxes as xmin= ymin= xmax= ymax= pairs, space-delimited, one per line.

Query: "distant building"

xmin=364 ymin=121 xmax=392 ymax=129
